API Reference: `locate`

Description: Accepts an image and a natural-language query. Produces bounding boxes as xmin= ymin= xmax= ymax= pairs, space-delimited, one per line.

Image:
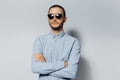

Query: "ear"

xmin=64 ymin=17 xmax=67 ymax=23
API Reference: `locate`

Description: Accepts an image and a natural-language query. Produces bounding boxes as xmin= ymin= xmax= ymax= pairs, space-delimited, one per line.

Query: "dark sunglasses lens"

xmin=48 ymin=14 xmax=54 ymax=19
xmin=56 ymin=14 xmax=62 ymax=19
xmin=48 ymin=14 xmax=63 ymax=20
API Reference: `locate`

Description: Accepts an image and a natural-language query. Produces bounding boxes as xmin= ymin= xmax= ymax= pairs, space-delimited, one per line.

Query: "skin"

xmin=34 ymin=7 xmax=68 ymax=67
xmin=34 ymin=53 xmax=46 ymax=62
xmin=48 ymin=7 xmax=67 ymax=35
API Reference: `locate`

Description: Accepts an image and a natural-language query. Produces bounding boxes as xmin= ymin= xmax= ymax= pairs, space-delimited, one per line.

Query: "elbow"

xmin=63 ymin=70 xmax=77 ymax=79
xmin=67 ymin=67 xmax=78 ymax=79
xmin=31 ymin=65 xmax=38 ymax=73
xmin=31 ymin=68 xmax=37 ymax=73
xmin=69 ymin=72 xmax=77 ymax=79
xmin=31 ymin=63 xmax=47 ymax=74
xmin=67 ymin=68 xmax=78 ymax=79
xmin=31 ymin=63 xmax=41 ymax=74
xmin=32 ymin=69 xmax=36 ymax=73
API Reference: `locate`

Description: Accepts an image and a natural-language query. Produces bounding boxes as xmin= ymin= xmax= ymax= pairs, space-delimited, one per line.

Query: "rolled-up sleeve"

xmin=49 ymin=39 xmax=81 ymax=79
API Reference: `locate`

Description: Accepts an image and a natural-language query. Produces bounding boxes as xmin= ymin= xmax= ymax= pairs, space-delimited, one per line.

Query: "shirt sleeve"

xmin=31 ymin=37 xmax=65 ymax=74
xmin=49 ymin=39 xmax=81 ymax=79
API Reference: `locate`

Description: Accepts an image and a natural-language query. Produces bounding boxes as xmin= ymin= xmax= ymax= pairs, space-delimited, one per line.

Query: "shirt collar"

xmin=50 ymin=30 xmax=65 ymax=39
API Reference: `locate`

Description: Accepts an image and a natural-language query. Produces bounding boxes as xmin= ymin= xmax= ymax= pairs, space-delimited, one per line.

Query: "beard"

xmin=49 ymin=22 xmax=64 ymax=31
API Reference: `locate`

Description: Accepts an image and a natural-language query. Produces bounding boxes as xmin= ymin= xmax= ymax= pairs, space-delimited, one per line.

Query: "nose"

xmin=53 ymin=16 xmax=57 ymax=21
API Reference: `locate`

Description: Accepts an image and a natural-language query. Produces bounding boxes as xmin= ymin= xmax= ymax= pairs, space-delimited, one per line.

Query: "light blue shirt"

xmin=31 ymin=31 xmax=81 ymax=80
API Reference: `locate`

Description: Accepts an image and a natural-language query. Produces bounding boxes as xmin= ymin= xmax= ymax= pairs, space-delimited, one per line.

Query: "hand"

xmin=64 ymin=61 xmax=68 ymax=67
xmin=34 ymin=53 xmax=46 ymax=62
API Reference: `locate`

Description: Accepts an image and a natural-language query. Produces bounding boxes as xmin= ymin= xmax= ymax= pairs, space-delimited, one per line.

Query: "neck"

xmin=51 ymin=29 xmax=63 ymax=35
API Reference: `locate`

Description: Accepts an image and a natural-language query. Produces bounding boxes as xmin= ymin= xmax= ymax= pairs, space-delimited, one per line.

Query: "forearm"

xmin=32 ymin=53 xmax=67 ymax=74
xmin=49 ymin=63 xmax=79 ymax=79
xmin=31 ymin=58 xmax=65 ymax=74
xmin=49 ymin=39 xmax=81 ymax=79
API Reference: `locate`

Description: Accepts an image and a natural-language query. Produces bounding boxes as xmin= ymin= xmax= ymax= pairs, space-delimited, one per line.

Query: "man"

xmin=31 ymin=5 xmax=81 ymax=80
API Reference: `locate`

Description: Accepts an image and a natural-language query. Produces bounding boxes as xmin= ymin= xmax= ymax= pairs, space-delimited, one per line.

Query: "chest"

xmin=42 ymin=38 xmax=73 ymax=62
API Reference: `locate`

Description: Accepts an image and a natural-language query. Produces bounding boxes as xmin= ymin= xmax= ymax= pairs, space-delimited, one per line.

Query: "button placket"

xmin=51 ymin=37 xmax=56 ymax=61
xmin=53 ymin=36 xmax=58 ymax=61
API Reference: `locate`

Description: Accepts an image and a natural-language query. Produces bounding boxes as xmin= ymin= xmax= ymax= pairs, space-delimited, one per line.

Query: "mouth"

xmin=51 ymin=22 xmax=59 ymax=24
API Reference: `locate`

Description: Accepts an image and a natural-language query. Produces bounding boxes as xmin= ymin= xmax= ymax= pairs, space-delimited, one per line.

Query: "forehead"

xmin=49 ymin=7 xmax=63 ymax=14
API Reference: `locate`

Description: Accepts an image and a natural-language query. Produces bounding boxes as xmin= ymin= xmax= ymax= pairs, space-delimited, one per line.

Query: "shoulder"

xmin=64 ymin=34 xmax=81 ymax=50
xmin=65 ymin=33 xmax=80 ymax=42
xmin=33 ymin=33 xmax=51 ymax=44
xmin=64 ymin=34 xmax=81 ymax=47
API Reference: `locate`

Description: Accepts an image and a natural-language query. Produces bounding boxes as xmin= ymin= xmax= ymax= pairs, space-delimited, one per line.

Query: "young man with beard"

xmin=31 ymin=5 xmax=81 ymax=80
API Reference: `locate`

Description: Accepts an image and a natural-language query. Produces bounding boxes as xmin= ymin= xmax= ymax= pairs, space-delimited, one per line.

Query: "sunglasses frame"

xmin=47 ymin=13 xmax=63 ymax=20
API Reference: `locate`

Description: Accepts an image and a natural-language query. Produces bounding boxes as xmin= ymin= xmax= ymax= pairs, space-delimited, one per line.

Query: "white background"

xmin=0 ymin=0 xmax=120 ymax=80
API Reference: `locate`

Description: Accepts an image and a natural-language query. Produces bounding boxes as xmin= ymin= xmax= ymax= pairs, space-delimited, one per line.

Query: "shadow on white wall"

xmin=76 ymin=56 xmax=92 ymax=80
xmin=67 ymin=29 xmax=92 ymax=80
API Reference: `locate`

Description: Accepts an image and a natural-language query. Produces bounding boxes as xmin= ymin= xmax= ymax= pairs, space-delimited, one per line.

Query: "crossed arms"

xmin=31 ymin=38 xmax=80 ymax=79
xmin=34 ymin=53 xmax=68 ymax=67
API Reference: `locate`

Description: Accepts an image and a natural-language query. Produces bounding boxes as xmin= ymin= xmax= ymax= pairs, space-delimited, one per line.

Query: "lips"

xmin=51 ymin=22 xmax=59 ymax=24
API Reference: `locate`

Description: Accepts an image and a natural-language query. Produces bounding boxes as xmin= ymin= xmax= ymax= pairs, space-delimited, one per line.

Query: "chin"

xmin=51 ymin=26 xmax=59 ymax=29
xmin=51 ymin=25 xmax=59 ymax=28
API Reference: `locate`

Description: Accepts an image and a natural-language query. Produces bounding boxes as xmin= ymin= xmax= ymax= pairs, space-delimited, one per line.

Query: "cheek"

xmin=48 ymin=20 xmax=52 ymax=24
xmin=59 ymin=20 xmax=64 ymax=24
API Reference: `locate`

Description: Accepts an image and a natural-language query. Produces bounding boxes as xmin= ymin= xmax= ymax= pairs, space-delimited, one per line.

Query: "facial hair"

xmin=49 ymin=22 xmax=64 ymax=31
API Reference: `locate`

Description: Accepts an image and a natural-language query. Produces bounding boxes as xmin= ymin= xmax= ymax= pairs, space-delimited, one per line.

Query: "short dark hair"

xmin=48 ymin=5 xmax=66 ymax=17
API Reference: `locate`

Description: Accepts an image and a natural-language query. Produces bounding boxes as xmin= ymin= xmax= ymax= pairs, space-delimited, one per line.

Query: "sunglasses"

xmin=47 ymin=13 xmax=63 ymax=20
